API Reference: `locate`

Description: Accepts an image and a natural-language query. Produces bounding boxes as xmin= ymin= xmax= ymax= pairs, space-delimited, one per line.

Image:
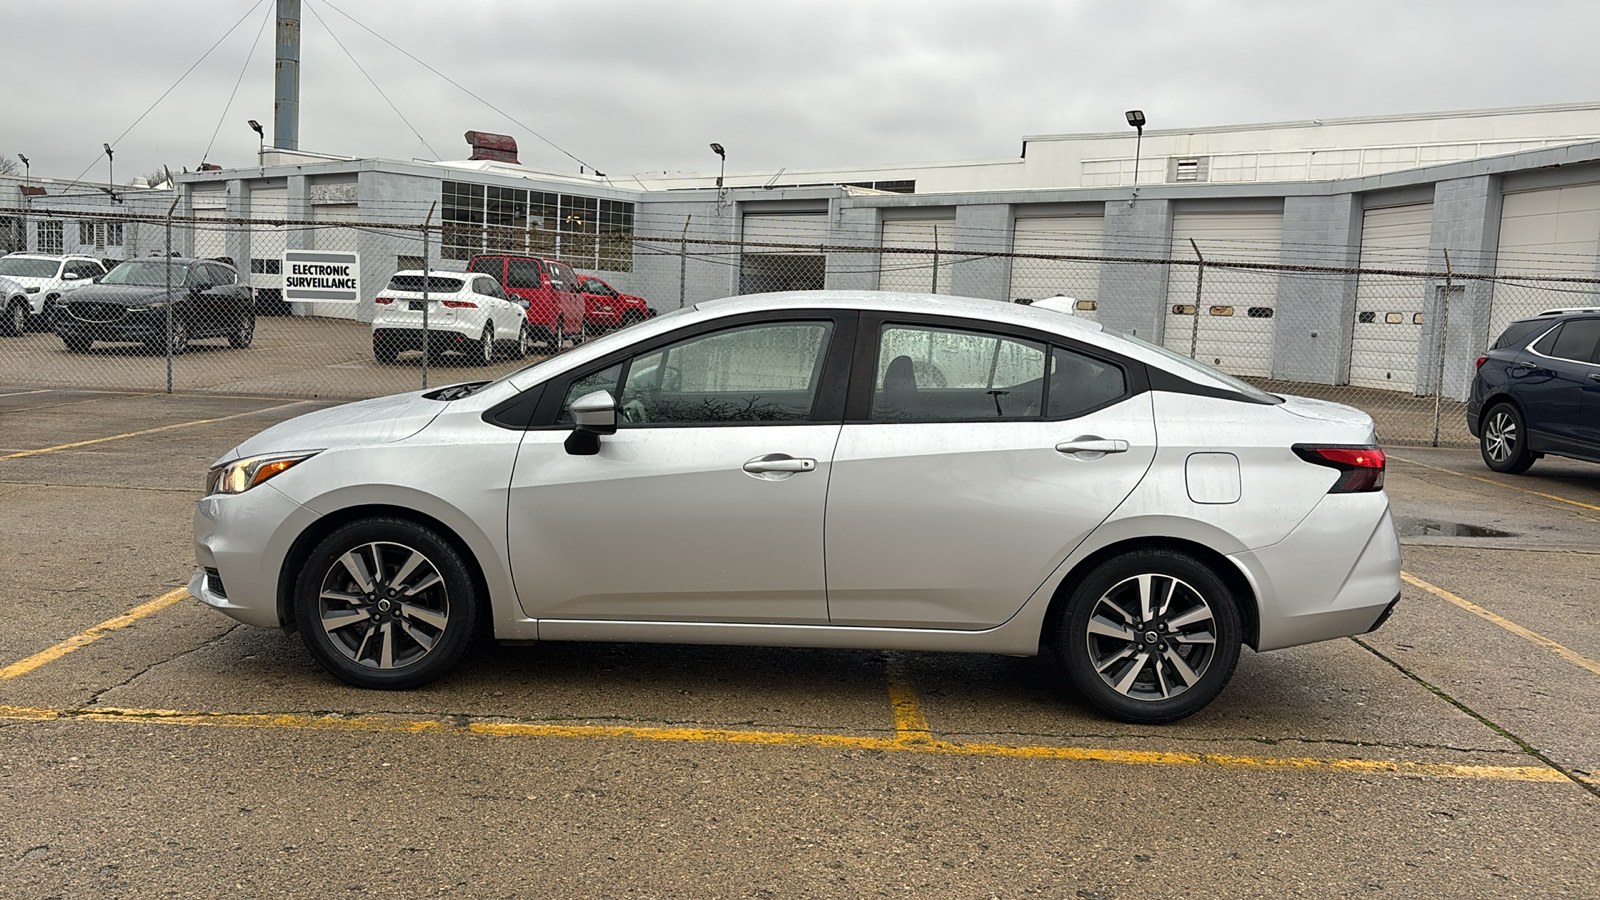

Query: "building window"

xmin=249 ymin=258 xmax=283 ymax=275
xmin=560 ymin=194 xmax=598 ymax=268
xmin=598 ymin=199 xmax=634 ymax=270
xmin=79 ymin=221 xmax=96 ymax=246
xmin=38 ymin=220 xmax=64 ymax=254
xmin=397 ymin=255 xmax=425 ymax=272
xmin=441 ymin=181 xmax=484 ymax=260
xmin=105 ymin=221 xmax=124 ymax=246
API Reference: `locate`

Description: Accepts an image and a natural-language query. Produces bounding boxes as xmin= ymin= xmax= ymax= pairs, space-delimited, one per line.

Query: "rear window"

xmin=1494 ymin=319 xmax=1555 ymax=351
xmin=508 ymin=258 xmax=544 ymax=289
xmin=387 ymin=275 xmax=463 ymax=293
xmin=468 ymin=258 xmax=502 ymax=278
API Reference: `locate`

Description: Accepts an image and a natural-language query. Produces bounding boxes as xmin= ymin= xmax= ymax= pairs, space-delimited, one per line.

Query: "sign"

xmin=283 ymin=251 xmax=360 ymax=303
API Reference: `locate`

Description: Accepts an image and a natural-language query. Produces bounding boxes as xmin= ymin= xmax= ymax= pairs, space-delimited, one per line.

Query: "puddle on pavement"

xmin=1396 ymin=517 xmax=1517 ymax=538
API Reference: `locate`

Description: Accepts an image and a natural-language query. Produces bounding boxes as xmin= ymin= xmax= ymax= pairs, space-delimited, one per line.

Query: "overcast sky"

xmin=4 ymin=0 xmax=1598 ymax=185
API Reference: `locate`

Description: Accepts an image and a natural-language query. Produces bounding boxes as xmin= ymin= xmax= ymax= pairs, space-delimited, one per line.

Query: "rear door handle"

xmin=1589 ymin=373 xmax=1600 ymax=383
xmin=1055 ymin=438 xmax=1130 ymax=456
xmin=1517 ymin=361 xmax=1538 ymax=370
xmin=742 ymin=454 xmax=818 ymax=478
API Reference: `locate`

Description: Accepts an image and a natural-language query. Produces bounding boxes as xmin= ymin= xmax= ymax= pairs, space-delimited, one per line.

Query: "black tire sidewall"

xmin=294 ymin=518 xmax=480 ymax=689
xmin=1057 ymin=549 xmax=1242 ymax=724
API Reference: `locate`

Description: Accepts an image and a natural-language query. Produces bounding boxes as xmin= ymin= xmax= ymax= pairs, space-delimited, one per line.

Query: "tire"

xmin=62 ymin=333 xmax=93 ymax=353
xmin=510 ymin=325 xmax=531 ymax=360
xmin=1055 ymin=548 xmax=1242 ymax=724
xmin=146 ymin=317 xmax=188 ymax=355
xmin=294 ymin=517 xmax=480 ymax=690
xmin=1 ymin=299 xmax=25 ymax=337
xmin=1480 ymin=402 xmax=1535 ymax=474
xmin=373 ymin=332 xmax=399 ymax=364
xmin=228 ymin=309 xmax=256 ymax=349
xmin=475 ymin=324 xmax=495 ymax=366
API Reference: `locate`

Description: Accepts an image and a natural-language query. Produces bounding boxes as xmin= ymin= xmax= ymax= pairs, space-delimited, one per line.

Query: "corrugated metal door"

xmin=1163 ymin=211 xmax=1283 ymax=377
xmin=1351 ymin=203 xmax=1433 ymax=391
xmin=880 ymin=219 xmax=956 ymax=294
xmin=1491 ymin=183 xmax=1600 ymax=340
xmin=191 ymin=190 xmax=228 ymax=261
xmin=249 ymin=187 xmax=288 ymax=293
xmin=1010 ymin=216 xmax=1104 ymax=321
xmin=741 ymin=214 xmax=829 ymax=251
xmin=740 ymin=213 xmax=828 ymax=293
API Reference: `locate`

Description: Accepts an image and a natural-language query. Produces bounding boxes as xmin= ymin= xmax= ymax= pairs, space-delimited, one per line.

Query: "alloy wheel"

xmin=316 ymin=541 xmax=451 ymax=670
xmin=1084 ymin=573 xmax=1218 ymax=702
xmin=5 ymin=302 xmax=23 ymax=337
xmin=1483 ymin=410 xmax=1516 ymax=463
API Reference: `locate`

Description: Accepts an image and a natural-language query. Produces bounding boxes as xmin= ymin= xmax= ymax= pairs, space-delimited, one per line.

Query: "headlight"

xmin=206 ymin=452 xmax=318 ymax=495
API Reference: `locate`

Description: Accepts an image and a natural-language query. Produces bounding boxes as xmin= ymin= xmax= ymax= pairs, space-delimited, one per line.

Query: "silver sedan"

xmin=191 ymin=291 xmax=1400 ymax=723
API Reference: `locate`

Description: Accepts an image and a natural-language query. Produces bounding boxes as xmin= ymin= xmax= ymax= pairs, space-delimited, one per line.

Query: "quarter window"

xmin=1048 ymin=347 xmax=1127 ymax=418
xmin=871 ymin=325 xmax=1046 ymax=421
xmin=618 ymin=322 xmax=834 ymax=425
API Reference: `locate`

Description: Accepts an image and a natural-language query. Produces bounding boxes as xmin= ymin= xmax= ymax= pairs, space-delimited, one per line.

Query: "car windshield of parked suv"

xmin=102 ymin=260 xmax=190 ymax=286
xmin=1115 ymin=330 xmax=1283 ymax=404
xmin=0 ymin=257 xmax=58 ymax=278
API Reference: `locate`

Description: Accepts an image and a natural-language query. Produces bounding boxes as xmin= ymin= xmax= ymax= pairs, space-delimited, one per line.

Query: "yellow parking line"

xmin=0 ymin=389 xmax=52 ymax=399
xmin=0 ymin=588 xmax=189 ymax=680
xmin=0 ymin=400 xmax=311 ymax=460
xmin=885 ymin=655 xmax=932 ymax=742
xmin=1389 ymin=454 xmax=1600 ymax=513
xmin=0 ymin=705 xmax=1561 ymax=784
xmin=1401 ymin=572 xmax=1600 ymax=677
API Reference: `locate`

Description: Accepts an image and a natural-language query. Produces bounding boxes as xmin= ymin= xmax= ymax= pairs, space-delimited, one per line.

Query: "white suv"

xmin=371 ymin=270 xmax=531 ymax=366
xmin=0 ymin=253 xmax=107 ymax=333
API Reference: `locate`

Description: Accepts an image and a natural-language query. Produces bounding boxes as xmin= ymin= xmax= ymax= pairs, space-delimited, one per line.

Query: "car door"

xmin=1517 ymin=317 xmax=1600 ymax=453
xmin=184 ymin=264 xmax=218 ymax=333
xmin=475 ymin=275 xmax=518 ymax=340
xmin=824 ymin=318 xmax=1157 ymax=629
xmin=506 ymin=313 xmax=854 ymax=625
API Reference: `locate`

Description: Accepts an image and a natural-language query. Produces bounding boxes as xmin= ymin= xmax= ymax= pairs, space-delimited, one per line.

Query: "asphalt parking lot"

xmin=2 ymin=384 xmax=1598 ymax=898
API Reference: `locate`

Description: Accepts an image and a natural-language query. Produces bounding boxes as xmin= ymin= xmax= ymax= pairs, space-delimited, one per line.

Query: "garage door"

xmin=1010 ymin=216 xmax=1104 ymax=322
xmin=191 ymin=189 xmax=228 ymax=261
xmin=1163 ymin=211 xmax=1282 ymax=377
xmin=248 ymin=187 xmax=288 ymax=292
xmin=740 ymin=213 xmax=827 ymax=294
xmin=880 ymin=219 xmax=956 ymax=294
xmin=1490 ymin=183 xmax=1600 ymax=342
xmin=1351 ymin=203 xmax=1433 ymax=391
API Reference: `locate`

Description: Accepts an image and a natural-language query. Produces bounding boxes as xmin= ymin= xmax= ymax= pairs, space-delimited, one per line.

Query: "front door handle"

xmin=1588 ymin=373 xmax=1600 ymax=383
xmin=1056 ymin=437 xmax=1130 ymax=459
xmin=742 ymin=454 xmax=818 ymax=479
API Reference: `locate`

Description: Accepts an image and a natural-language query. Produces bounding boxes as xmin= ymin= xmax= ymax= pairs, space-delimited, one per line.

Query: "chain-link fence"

xmin=4 ymin=203 xmax=1598 ymax=448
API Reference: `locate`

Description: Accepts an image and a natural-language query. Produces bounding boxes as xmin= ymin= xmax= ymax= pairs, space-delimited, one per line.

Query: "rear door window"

xmin=871 ymin=325 xmax=1046 ymax=421
xmin=468 ymin=257 xmax=503 ymax=279
xmin=507 ymin=259 xmax=544 ymax=290
xmin=1548 ymin=318 xmax=1600 ymax=364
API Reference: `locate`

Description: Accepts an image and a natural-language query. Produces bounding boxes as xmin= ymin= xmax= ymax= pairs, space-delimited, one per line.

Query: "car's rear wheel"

xmin=146 ymin=317 xmax=188 ymax=355
xmin=1056 ymin=549 xmax=1242 ymax=724
xmin=1 ymin=299 xmax=25 ymax=337
xmin=229 ymin=309 xmax=256 ymax=348
xmin=1480 ymin=402 xmax=1534 ymax=474
xmin=294 ymin=518 xmax=480 ymax=689
xmin=511 ymin=324 xmax=531 ymax=360
xmin=475 ymin=324 xmax=494 ymax=366
xmin=373 ymin=332 xmax=399 ymax=364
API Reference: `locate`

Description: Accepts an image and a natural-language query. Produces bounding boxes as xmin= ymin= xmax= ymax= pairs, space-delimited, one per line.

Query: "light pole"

xmin=1125 ymin=110 xmax=1145 ymax=193
xmin=248 ymin=120 xmax=265 ymax=166
xmin=709 ymin=142 xmax=726 ymax=209
xmin=103 ymin=143 xmax=115 ymax=188
xmin=16 ymin=153 xmax=28 ymax=190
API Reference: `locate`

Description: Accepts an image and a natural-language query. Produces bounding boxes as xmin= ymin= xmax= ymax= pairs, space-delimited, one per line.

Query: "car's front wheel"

xmin=1480 ymin=402 xmax=1535 ymax=474
xmin=1 ymin=299 xmax=25 ymax=337
xmin=1056 ymin=549 xmax=1242 ymax=724
xmin=474 ymin=324 xmax=495 ymax=366
xmin=294 ymin=518 xmax=480 ymax=689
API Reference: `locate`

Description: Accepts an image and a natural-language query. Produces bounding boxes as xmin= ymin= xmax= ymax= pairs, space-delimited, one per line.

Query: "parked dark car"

xmin=54 ymin=258 xmax=256 ymax=354
xmin=1468 ymin=308 xmax=1600 ymax=473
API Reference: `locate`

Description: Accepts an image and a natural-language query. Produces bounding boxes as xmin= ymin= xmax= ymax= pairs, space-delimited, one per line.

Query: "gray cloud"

xmin=3 ymin=0 xmax=1596 ymax=184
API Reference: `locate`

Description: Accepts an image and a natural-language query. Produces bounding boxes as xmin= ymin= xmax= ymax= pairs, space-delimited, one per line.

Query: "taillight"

xmin=1475 ymin=355 xmax=1488 ymax=369
xmin=442 ymin=299 xmax=477 ymax=309
xmin=374 ymin=297 xmax=393 ymax=305
xmin=1292 ymin=444 xmax=1386 ymax=493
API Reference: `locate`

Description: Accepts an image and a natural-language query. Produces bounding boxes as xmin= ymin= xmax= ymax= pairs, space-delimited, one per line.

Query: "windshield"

xmin=480 ymin=304 xmax=696 ymax=391
xmin=0 ymin=258 xmax=58 ymax=278
xmin=1116 ymin=330 xmax=1283 ymax=404
xmin=103 ymin=260 xmax=189 ymax=287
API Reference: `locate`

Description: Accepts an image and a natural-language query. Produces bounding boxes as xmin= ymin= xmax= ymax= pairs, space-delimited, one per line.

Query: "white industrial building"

xmin=9 ymin=101 xmax=1600 ymax=401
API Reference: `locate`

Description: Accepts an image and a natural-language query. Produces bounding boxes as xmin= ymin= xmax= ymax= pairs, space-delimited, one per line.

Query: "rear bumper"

xmin=374 ymin=326 xmax=477 ymax=352
xmin=1229 ymin=494 xmax=1403 ymax=651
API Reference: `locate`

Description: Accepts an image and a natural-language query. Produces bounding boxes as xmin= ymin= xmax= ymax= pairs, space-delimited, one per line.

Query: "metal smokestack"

xmin=274 ymin=0 xmax=301 ymax=151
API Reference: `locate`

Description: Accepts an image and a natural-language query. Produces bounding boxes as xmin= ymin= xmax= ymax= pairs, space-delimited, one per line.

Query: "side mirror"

xmin=61 ymin=271 xmax=80 ymax=281
xmin=517 ymin=299 xmax=531 ymax=310
xmin=564 ymin=389 xmax=617 ymax=456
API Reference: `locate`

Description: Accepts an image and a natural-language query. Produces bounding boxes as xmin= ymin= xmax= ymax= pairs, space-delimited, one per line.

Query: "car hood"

xmin=222 ymin=391 xmax=447 ymax=462
xmin=64 ymin=284 xmax=173 ymax=306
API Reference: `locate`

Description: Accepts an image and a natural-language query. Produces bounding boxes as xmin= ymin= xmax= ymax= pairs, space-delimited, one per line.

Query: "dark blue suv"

xmin=1468 ymin=309 xmax=1600 ymax=473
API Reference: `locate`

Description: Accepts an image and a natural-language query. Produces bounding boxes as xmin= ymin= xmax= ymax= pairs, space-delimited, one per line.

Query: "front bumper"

xmin=55 ymin=309 xmax=170 ymax=343
xmin=191 ymin=481 xmax=321 ymax=629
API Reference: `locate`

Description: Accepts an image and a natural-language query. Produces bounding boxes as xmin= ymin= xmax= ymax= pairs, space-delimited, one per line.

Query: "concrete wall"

xmin=1096 ymin=198 xmax=1172 ymax=342
xmin=949 ymin=204 xmax=1012 ymax=301
xmin=1419 ymin=175 xmax=1502 ymax=400
xmin=1272 ymin=195 xmax=1362 ymax=384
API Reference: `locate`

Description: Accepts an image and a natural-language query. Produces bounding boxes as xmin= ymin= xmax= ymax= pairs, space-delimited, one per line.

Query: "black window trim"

xmin=843 ymin=312 xmax=1145 ymax=424
xmin=484 ymin=309 xmax=861 ymax=431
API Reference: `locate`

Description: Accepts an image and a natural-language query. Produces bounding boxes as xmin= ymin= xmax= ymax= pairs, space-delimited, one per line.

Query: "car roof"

xmin=3 ymin=252 xmax=94 ymax=263
xmin=695 ymin=290 xmax=1106 ymax=336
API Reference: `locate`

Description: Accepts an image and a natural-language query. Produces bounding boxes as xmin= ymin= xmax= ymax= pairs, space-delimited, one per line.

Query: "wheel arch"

xmin=1038 ymin=535 xmax=1261 ymax=654
xmin=1477 ymin=392 xmax=1526 ymax=431
xmin=275 ymin=503 xmax=492 ymax=635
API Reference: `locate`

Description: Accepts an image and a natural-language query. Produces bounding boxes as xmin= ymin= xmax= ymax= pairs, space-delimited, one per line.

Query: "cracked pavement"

xmin=0 ymin=390 xmax=1598 ymax=897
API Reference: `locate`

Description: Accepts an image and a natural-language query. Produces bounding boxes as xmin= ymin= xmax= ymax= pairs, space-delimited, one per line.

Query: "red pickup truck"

xmin=577 ymin=275 xmax=653 ymax=334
